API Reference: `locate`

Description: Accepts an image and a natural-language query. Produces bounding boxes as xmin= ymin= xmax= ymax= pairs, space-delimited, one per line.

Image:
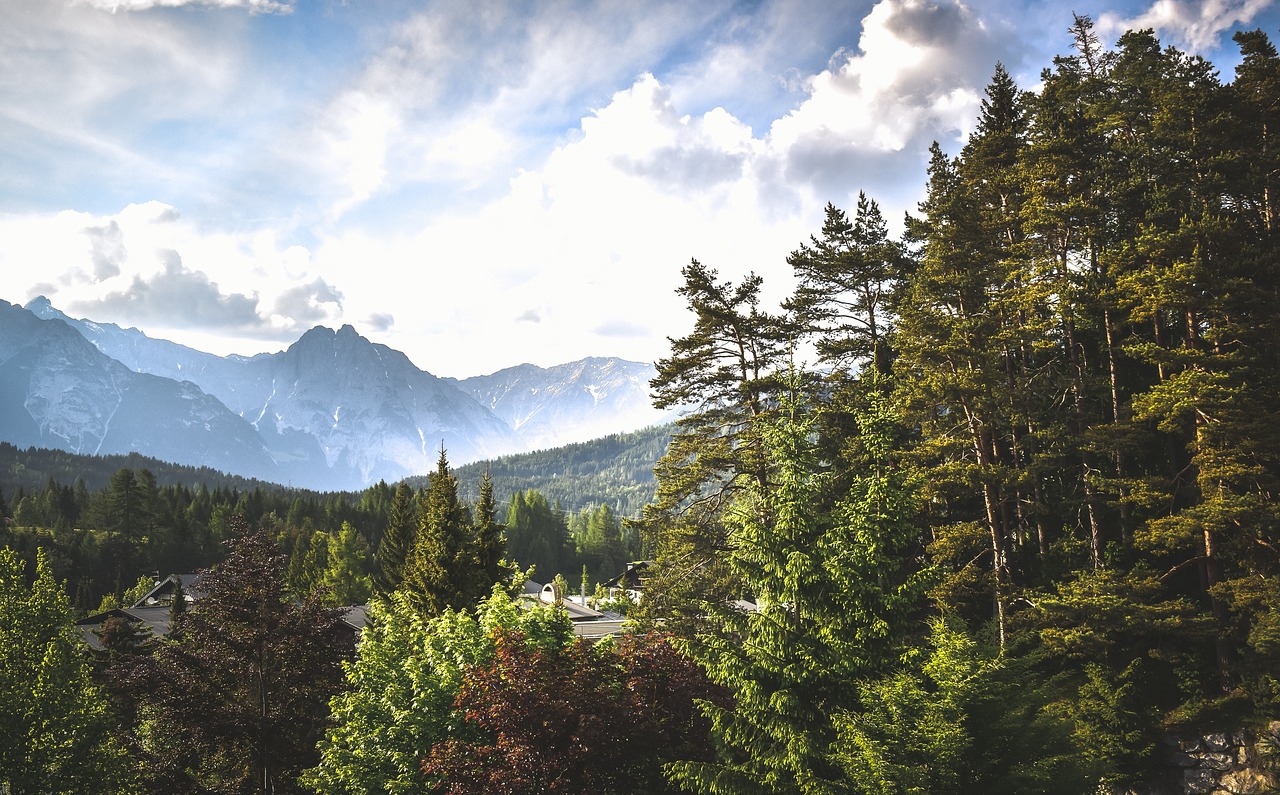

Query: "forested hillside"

xmin=451 ymin=423 xmax=669 ymax=516
xmin=0 ymin=424 xmax=663 ymax=610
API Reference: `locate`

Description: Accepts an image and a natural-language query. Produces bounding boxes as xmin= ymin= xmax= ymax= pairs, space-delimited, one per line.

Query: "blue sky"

xmin=2 ymin=0 xmax=1276 ymax=377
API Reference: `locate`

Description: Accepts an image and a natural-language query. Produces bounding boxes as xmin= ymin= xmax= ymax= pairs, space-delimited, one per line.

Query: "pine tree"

xmin=638 ymin=259 xmax=790 ymax=631
xmin=400 ymin=447 xmax=474 ymax=616
xmin=669 ymin=380 xmax=924 ymax=795
xmin=786 ymin=192 xmax=904 ymax=375
xmin=374 ymin=482 xmax=418 ymax=600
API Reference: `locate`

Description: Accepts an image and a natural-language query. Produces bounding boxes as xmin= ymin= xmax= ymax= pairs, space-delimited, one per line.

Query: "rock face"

xmin=11 ymin=297 xmax=670 ymax=490
xmin=1102 ymin=726 xmax=1279 ymax=795
xmin=455 ymin=357 xmax=674 ymax=451
xmin=26 ymin=297 xmax=525 ymax=488
xmin=0 ymin=301 xmax=281 ymax=481
xmin=224 ymin=325 xmax=525 ymax=491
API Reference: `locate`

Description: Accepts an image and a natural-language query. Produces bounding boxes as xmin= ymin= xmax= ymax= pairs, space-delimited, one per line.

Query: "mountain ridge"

xmin=6 ymin=297 xmax=669 ymax=490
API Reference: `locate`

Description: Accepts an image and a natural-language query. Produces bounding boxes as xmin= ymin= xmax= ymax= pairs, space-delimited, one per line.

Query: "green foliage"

xmin=321 ymin=521 xmax=373 ymax=606
xmin=669 ymin=383 xmax=924 ymax=795
xmin=374 ymin=481 xmax=418 ymax=599
xmin=452 ymin=424 xmax=671 ymax=518
xmin=0 ymin=547 xmax=131 ymax=793
xmin=304 ymin=590 xmax=574 ymax=795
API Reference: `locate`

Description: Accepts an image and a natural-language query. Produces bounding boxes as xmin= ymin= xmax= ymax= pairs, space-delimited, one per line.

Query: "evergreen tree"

xmin=400 ymin=447 xmax=474 ymax=616
xmin=786 ymin=192 xmax=903 ymax=375
xmin=638 ymin=259 xmax=790 ymax=631
xmin=465 ymin=468 xmax=511 ymax=603
xmin=374 ymin=482 xmax=418 ymax=600
xmin=322 ymin=521 xmax=373 ymax=606
xmin=669 ymin=381 xmax=924 ymax=795
xmin=505 ymin=489 xmax=570 ymax=582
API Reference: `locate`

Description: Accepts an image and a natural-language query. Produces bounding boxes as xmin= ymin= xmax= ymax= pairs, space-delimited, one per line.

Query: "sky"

xmin=2 ymin=0 xmax=1277 ymax=378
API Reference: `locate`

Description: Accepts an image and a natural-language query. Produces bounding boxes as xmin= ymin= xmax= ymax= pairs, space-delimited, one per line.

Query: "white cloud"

xmin=0 ymin=0 xmax=1043 ymax=377
xmin=1097 ymin=0 xmax=1274 ymax=52
xmin=0 ymin=201 xmax=342 ymax=345
xmin=74 ymin=0 xmax=292 ymax=13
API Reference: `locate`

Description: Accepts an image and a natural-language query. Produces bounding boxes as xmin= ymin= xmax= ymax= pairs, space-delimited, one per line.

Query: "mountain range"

xmin=1 ymin=297 xmax=673 ymax=491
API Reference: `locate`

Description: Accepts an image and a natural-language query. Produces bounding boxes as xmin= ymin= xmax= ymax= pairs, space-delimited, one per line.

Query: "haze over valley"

xmin=1 ymin=296 xmax=674 ymax=490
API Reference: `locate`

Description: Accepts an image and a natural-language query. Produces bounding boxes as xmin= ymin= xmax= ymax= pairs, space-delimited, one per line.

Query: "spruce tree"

xmin=400 ymin=447 xmax=473 ymax=616
xmin=464 ymin=468 xmax=511 ymax=604
xmin=374 ymin=481 xmax=418 ymax=600
xmin=669 ymin=380 xmax=924 ymax=795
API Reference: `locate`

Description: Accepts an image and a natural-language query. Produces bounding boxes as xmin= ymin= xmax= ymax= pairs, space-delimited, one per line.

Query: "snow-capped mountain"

xmin=455 ymin=358 xmax=673 ymax=451
xmin=10 ymin=297 xmax=668 ymax=490
xmin=0 ymin=301 xmax=281 ymax=481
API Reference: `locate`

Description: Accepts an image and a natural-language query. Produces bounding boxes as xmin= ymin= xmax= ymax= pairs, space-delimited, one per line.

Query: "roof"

xmin=77 ymin=571 xmax=368 ymax=650
xmin=603 ymin=561 xmax=652 ymax=591
xmin=132 ymin=573 xmax=208 ymax=607
xmin=338 ymin=604 xmax=370 ymax=632
xmin=76 ymin=606 xmax=172 ymax=650
xmin=572 ymin=619 xmax=627 ymax=641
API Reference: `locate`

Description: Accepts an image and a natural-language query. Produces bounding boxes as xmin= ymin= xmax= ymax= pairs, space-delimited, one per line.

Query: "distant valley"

xmin=1 ymin=297 xmax=676 ymax=491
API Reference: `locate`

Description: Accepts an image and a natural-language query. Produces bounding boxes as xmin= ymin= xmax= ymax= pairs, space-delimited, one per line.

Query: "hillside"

xmin=0 ymin=422 xmax=672 ymax=517
xmin=437 ymin=423 xmax=671 ymax=518
xmin=0 ymin=442 xmax=311 ymax=497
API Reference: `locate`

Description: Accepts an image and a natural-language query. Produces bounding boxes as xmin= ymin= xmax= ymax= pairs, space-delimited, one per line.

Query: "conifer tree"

xmin=638 ymin=259 xmax=789 ymax=630
xmin=786 ymin=192 xmax=903 ymax=375
xmin=400 ymin=447 xmax=473 ymax=616
xmin=669 ymin=379 xmax=923 ymax=795
xmin=464 ymin=469 xmax=511 ymax=604
xmin=322 ymin=521 xmax=373 ymax=606
xmin=374 ymin=481 xmax=418 ymax=600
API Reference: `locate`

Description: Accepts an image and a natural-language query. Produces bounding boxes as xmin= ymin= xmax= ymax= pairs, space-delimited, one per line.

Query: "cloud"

xmin=83 ymin=220 xmax=127 ymax=281
xmin=304 ymin=1 xmax=732 ymax=221
xmin=74 ymin=0 xmax=292 ymax=12
xmin=71 ymin=250 xmax=262 ymax=330
xmin=1097 ymin=0 xmax=1273 ymax=52
xmin=365 ymin=312 xmax=394 ymax=333
xmin=767 ymin=0 xmax=1018 ymax=184
xmin=271 ymin=277 xmax=344 ymax=327
xmin=594 ymin=319 xmax=650 ymax=338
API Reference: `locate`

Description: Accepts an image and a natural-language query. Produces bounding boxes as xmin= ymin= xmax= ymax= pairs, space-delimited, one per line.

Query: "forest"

xmin=2 ymin=18 xmax=1280 ymax=794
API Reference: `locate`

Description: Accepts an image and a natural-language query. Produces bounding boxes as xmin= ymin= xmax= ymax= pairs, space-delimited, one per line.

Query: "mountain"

xmin=0 ymin=301 xmax=281 ymax=481
xmin=227 ymin=324 xmax=524 ymax=490
xmin=455 ymin=358 xmax=672 ymax=451
xmin=28 ymin=297 xmax=526 ymax=487
xmin=14 ymin=297 xmax=668 ymax=490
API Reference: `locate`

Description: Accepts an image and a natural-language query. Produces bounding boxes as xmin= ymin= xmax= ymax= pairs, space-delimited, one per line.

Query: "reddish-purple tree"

xmin=423 ymin=630 xmax=721 ymax=794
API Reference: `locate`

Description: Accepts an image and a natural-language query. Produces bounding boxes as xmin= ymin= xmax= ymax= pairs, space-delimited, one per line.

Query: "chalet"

xmin=522 ymin=578 xmax=628 ymax=641
xmin=76 ymin=572 xmax=369 ymax=650
xmin=602 ymin=560 xmax=651 ymax=601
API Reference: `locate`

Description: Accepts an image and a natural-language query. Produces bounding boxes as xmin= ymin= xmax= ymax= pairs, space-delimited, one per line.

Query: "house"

xmin=76 ymin=572 xmax=369 ymax=650
xmin=521 ymin=577 xmax=629 ymax=641
xmin=602 ymin=560 xmax=651 ymax=597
